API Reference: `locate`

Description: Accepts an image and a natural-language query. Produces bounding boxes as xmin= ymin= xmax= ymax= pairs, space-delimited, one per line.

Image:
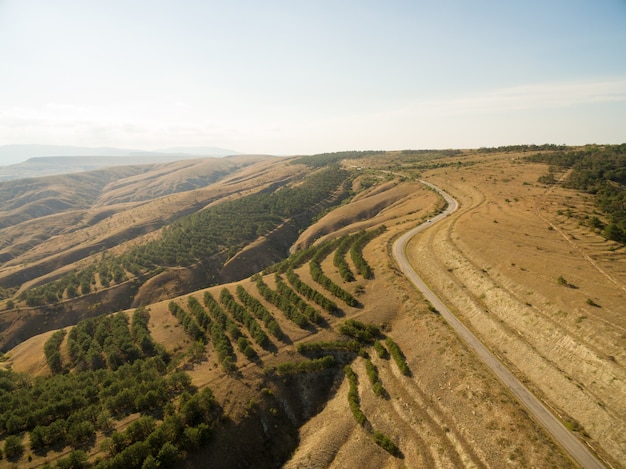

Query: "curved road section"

xmin=393 ymin=180 xmax=604 ymax=469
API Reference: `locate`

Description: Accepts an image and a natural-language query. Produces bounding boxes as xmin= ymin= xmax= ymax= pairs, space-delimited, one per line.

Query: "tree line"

xmin=528 ymin=144 xmax=626 ymax=243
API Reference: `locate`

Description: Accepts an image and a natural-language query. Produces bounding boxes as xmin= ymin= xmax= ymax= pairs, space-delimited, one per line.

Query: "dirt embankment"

xmin=406 ymin=154 xmax=626 ymax=467
xmin=2 ymin=154 xmax=614 ymax=468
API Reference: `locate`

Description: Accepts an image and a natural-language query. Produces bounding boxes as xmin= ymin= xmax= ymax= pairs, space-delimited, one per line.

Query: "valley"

xmin=0 ymin=147 xmax=624 ymax=468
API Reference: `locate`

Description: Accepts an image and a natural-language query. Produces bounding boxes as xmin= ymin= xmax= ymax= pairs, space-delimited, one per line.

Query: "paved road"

xmin=392 ymin=180 xmax=604 ymax=469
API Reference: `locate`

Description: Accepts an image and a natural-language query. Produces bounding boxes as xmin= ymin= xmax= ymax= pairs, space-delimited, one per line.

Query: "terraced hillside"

xmin=0 ymin=146 xmax=623 ymax=468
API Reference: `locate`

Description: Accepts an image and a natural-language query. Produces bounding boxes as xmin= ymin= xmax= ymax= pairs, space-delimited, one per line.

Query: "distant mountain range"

xmin=0 ymin=144 xmax=241 ymax=180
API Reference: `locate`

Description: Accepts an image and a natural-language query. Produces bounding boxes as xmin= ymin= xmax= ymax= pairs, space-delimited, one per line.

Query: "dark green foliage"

xmin=373 ymin=340 xmax=389 ymax=359
xmin=67 ymin=311 xmax=161 ymax=372
xmin=478 ymin=144 xmax=565 ymax=153
xmin=44 ymin=329 xmax=66 ymax=374
xmin=285 ymin=269 xmax=338 ymax=313
xmin=372 ymin=430 xmax=400 ymax=456
xmin=334 ymin=236 xmax=356 ymax=282
xmin=100 ymin=401 xmax=211 ymax=469
xmin=220 ymin=288 xmax=270 ymax=348
xmin=131 ymin=307 xmax=160 ymax=358
xmin=4 ymin=434 xmax=23 ymax=460
xmin=254 ymin=276 xmax=309 ymax=328
xmin=129 ymin=165 xmax=351 ymax=268
xmin=56 ymin=450 xmax=89 ymax=469
xmin=237 ymin=337 xmax=257 ymax=359
xmin=339 ymin=319 xmax=380 ymax=345
xmin=271 ymin=240 xmax=331 ymax=274
xmin=310 ymin=248 xmax=360 ymax=307
xmin=202 ymin=292 xmax=238 ymax=371
xmin=350 ymin=226 xmax=386 ymax=279
xmin=527 ymin=144 xmax=626 ymax=243
xmin=202 ymin=292 xmax=241 ymax=339
xmin=266 ymin=355 xmax=336 ymax=376
xmin=18 ymin=166 xmax=352 ymax=307
xmin=344 ymin=365 xmax=366 ymax=425
xmin=275 ymin=276 xmax=323 ymax=324
xmin=297 ymin=340 xmax=362 ymax=355
xmin=0 ymin=305 xmax=219 ymax=467
xmin=211 ymin=323 xmax=237 ymax=372
xmin=385 ymin=337 xmax=410 ymax=376
xmin=235 ymin=285 xmax=284 ymax=339
xmin=365 ymin=359 xmax=385 ymax=397
xmin=187 ymin=296 xmax=212 ymax=331
xmin=168 ymin=302 xmax=206 ymax=344
xmin=0 ymin=357 xmax=185 ymax=453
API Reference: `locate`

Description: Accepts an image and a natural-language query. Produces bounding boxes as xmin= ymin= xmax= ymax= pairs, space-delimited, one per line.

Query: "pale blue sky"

xmin=1 ymin=0 xmax=625 ymax=156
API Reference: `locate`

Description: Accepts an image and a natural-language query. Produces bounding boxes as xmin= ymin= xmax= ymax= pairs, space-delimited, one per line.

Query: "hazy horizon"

xmin=1 ymin=1 xmax=625 ymax=158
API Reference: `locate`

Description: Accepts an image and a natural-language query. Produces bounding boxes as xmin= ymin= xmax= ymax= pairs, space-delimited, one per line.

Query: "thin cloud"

xmin=432 ymin=78 xmax=626 ymax=115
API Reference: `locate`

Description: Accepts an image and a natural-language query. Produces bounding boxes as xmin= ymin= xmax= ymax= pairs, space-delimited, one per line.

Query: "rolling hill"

xmin=0 ymin=146 xmax=623 ymax=468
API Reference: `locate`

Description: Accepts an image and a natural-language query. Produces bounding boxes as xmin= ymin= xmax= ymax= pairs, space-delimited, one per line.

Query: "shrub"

xmin=385 ymin=337 xmax=410 ymax=376
xmin=4 ymin=435 xmax=24 ymax=460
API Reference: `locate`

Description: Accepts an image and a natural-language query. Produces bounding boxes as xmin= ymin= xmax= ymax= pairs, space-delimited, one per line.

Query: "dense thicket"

xmin=528 ymin=144 xmax=626 ymax=242
xmin=265 ymin=355 xmax=336 ymax=376
xmin=65 ymin=310 xmax=165 ymax=373
xmin=44 ymin=329 xmax=66 ymax=374
xmin=0 ymin=351 xmax=197 ymax=459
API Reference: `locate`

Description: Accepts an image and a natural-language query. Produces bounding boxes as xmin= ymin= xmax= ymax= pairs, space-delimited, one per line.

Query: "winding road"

xmin=392 ymin=180 xmax=605 ymax=469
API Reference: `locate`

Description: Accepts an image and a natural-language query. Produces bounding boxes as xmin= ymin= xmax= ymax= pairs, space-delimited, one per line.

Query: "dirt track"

xmin=394 ymin=180 xmax=605 ymax=469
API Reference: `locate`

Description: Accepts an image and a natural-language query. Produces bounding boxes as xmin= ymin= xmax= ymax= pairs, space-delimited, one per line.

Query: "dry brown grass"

xmin=3 ymin=150 xmax=622 ymax=468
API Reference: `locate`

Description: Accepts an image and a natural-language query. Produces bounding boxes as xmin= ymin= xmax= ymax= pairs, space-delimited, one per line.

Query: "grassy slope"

xmin=1 ymin=148 xmax=623 ymax=468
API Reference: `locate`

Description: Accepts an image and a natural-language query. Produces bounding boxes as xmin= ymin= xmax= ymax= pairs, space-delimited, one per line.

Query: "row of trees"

xmin=168 ymin=301 xmax=206 ymax=344
xmin=16 ymin=165 xmax=353 ymax=309
xmin=254 ymin=275 xmax=310 ymax=328
xmin=265 ymin=355 xmax=336 ymax=376
xmin=310 ymin=252 xmax=360 ymax=308
xmin=334 ymin=236 xmax=356 ymax=282
xmin=235 ymin=285 xmax=284 ymax=339
xmin=19 ymin=257 xmax=131 ymax=307
xmin=219 ymin=288 xmax=270 ymax=349
xmin=285 ymin=269 xmax=338 ymax=313
xmin=275 ymin=276 xmax=323 ymax=324
xmin=350 ymin=226 xmax=386 ymax=279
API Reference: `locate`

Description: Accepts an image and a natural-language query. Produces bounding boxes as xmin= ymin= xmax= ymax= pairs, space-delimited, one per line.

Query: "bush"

xmin=4 ymin=434 xmax=24 ymax=460
xmin=385 ymin=337 xmax=410 ymax=376
xmin=373 ymin=430 xmax=400 ymax=456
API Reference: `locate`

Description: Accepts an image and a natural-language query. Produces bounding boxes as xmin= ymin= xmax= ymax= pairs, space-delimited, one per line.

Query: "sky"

xmin=1 ymin=0 xmax=625 ymax=159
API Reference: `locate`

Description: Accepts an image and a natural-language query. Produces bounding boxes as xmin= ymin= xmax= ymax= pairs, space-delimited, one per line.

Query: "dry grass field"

xmin=0 ymin=149 xmax=623 ymax=468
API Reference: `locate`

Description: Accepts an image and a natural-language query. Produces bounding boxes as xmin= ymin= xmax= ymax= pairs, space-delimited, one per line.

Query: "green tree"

xmin=4 ymin=435 xmax=24 ymax=460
